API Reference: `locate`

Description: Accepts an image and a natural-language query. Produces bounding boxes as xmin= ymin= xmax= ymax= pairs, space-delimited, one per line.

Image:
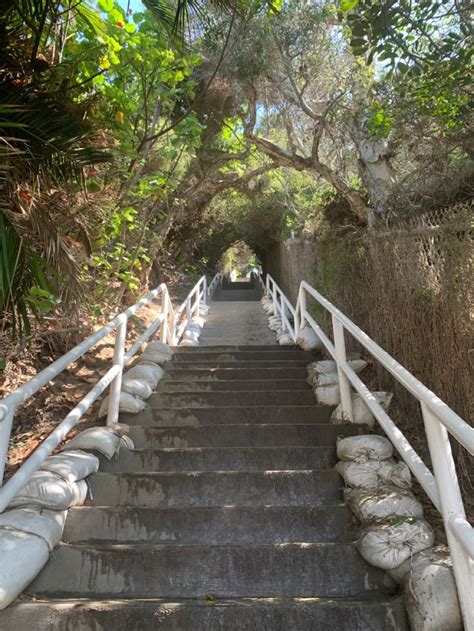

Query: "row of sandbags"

xmin=0 ymin=337 xmax=179 ymax=610
xmin=97 ymin=339 xmax=173 ymax=415
xmin=337 ymin=434 xmax=463 ymax=630
xmin=0 ymin=422 xmax=134 ymax=610
xmin=178 ymin=304 xmax=209 ymax=347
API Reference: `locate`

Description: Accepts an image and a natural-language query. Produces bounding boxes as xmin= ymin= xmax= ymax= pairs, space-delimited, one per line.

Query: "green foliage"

xmin=339 ymin=1 xmax=473 ymax=129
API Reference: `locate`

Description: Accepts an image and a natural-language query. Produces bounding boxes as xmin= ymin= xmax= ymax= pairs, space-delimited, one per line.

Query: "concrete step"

xmin=170 ymin=350 xmax=313 ymax=362
xmin=213 ymin=291 xmax=261 ymax=301
xmin=120 ymin=405 xmax=332 ymax=427
xmin=156 ymin=379 xmax=310 ymax=391
xmin=63 ymin=505 xmax=354 ymax=544
xmin=148 ymin=390 xmax=315 ymax=408
xmin=165 ymin=360 xmax=310 ymax=369
xmin=161 ymin=367 xmax=308 ymax=381
xmin=128 ymin=423 xmax=364 ymax=448
xmin=1 ymin=596 xmax=408 ymax=630
xmin=99 ymin=446 xmax=336 ymax=473
xmin=30 ymin=543 xmax=397 ymax=599
xmin=88 ymin=471 xmax=342 ymax=507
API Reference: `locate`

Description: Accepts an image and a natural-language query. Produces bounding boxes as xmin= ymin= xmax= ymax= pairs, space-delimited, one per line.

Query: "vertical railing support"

xmin=421 ymin=402 xmax=474 ymax=629
xmin=281 ymin=295 xmax=287 ymax=333
xmin=0 ymin=407 xmax=15 ymax=485
xmin=160 ymin=290 xmax=169 ymax=343
xmin=332 ymin=314 xmax=353 ymax=422
xmin=107 ymin=315 xmax=127 ymax=426
xmin=185 ymin=297 xmax=191 ymax=325
xmin=203 ymin=276 xmax=208 ymax=305
xmin=297 ymin=284 xmax=307 ymax=336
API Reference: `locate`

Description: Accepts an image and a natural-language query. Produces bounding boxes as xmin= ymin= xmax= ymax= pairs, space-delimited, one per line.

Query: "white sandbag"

xmin=269 ymin=322 xmax=282 ymax=332
xmin=121 ymin=378 xmax=153 ymax=401
xmin=261 ymin=295 xmax=271 ymax=304
xmin=124 ymin=363 xmax=164 ymax=388
xmin=378 ymin=462 xmax=412 ymax=490
xmin=390 ymin=549 xmax=463 ymax=631
xmin=0 ymin=529 xmax=49 ymax=610
xmin=263 ymin=301 xmax=274 ymax=314
xmin=98 ymin=392 xmax=145 ymax=417
xmin=183 ymin=329 xmax=200 ymax=342
xmin=145 ymin=340 xmax=173 ymax=357
xmin=190 ymin=316 xmax=206 ymax=329
xmin=61 ymin=427 xmax=121 ymax=459
xmin=357 ymin=519 xmax=434 ymax=570
xmin=337 ymin=434 xmax=394 ymax=461
xmin=296 ymin=325 xmax=323 ymax=351
xmin=307 ymin=359 xmax=367 ymax=383
xmin=39 ymin=450 xmax=99 ymax=483
xmin=278 ymin=334 xmax=294 ymax=345
xmin=138 ymin=351 xmax=170 ymax=365
xmin=186 ymin=322 xmax=203 ymax=334
xmin=336 ymin=459 xmax=389 ymax=490
xmin=331 ymin=392 xmax=393 ymax=428
xmin=106 ymin=422 xmax=130 ymax=436
xmin=179 ymin=338 xmax=199 ymax=347
xmin=346 ymin=488 xmax=424 ymax=523
xmin=309 ymin=371 xmax=339 ymax=387
xmin=314 ymin=383 xmax=341 ymax=406
xmin=0 ymin=507 xmax=67 ymax=551
xmin=9 ymin=472 xmax=88 ymax=510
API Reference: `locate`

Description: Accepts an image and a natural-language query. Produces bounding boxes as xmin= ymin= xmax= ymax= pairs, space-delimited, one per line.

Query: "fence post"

xmin=160 ymin=290 xmax=169 ymax=343
xmin=0 ymin=408 xmax=15 ymax=485
xmin=421 ymin=402 xmax=474 ymax=629
xmin=332 ymin=314 xmax=353 ymax=422
xmin=106 ymin=316 xmax=127 ymax=426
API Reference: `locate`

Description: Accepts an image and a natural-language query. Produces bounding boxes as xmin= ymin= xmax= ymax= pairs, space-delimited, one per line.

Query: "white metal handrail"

xmin=0 ymin=276 xmax=211 ymax=512
xmin=265 ymin=273 xmax=473 ymax=628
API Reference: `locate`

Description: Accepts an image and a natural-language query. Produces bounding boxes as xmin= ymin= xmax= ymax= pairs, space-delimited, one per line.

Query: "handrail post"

xmin=281 ymin=295 xmax=287 ymax=332
xmin=186 ymin=297 xmax=191 ymax=324
xmin=203 ymin=276 xmax=208 ymax=305
xmin=0 ymin=407 xmax=15 ymax=485
xmin=298 ymin=283 xmax=306 ymax=334
xmin=332 ymin=314 xmax=353 ymax=422
xmin=106 ymin=316 xmax=127 ymax=426
xmin=421 ymin=402 xmax=474 ymax=628
xmin=160 ymin=290 xmax=169 ymax=343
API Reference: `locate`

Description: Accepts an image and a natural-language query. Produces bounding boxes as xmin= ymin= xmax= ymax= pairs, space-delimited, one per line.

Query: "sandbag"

xmin=124 ymin=363 xmax=164 ymax=388
xmin=308 ymin=371 xmax=339 ymax=387
xmin=278 ymin=334 xmax=294 ymax=345
xmin=98 ymin=392 xmax=145 ymax=417
xmin=402 ymin=549 xmax=462 ymax=630
xmin=61 ymin=427 xmax=122 ymax=459
xmin=0 ymin=507 xmax=67 ymax=551
xmin=190 ymin=316 xmax=206 ymax=329
xmin=138 ymin=351 xmax=170 ymax=365
xmin=307 ymin=359 xmax=367 ymax=385
xmin=261 ymin=295 xmax=271 ymax=304
xmin=9 ymin=472 xmax=88 ymax=510
xmin=346 ymin=487 xmax=424 ymax=523
xmin=145 ymin=340 xmax=173 ymax=357
xmin=296 ymin=325 xmax=323 ymax=351
xmin=121 ymin=377 xmax=153 ymax=400
xmin=0 ymin=529 xmax=49 ymax=610
xmin=314 ymin=383 xmax=341 ymax=405
xmin=39 ymin=450 xmax=99 ymax=483
xmin=357 ymin=518 xmax=434 ymax=570
xmin=183 ymin=329 xmax=200 ymax=342
xmin=179 ymin=338 xmax=199 ymax=347
xmin=336 ymin=459 xmax=390 ymax=490
xmin=337 ymin=434 xmax=394 ymax=461
xmin=331 ymin=392 xmax=393 ymax=428
xmin=378 ymin=462 xmax=412 ymax=490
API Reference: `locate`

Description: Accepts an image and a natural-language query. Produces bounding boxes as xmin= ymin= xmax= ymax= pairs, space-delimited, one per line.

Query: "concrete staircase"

xmin=2 ymin=284 xmax=408 ymax=629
